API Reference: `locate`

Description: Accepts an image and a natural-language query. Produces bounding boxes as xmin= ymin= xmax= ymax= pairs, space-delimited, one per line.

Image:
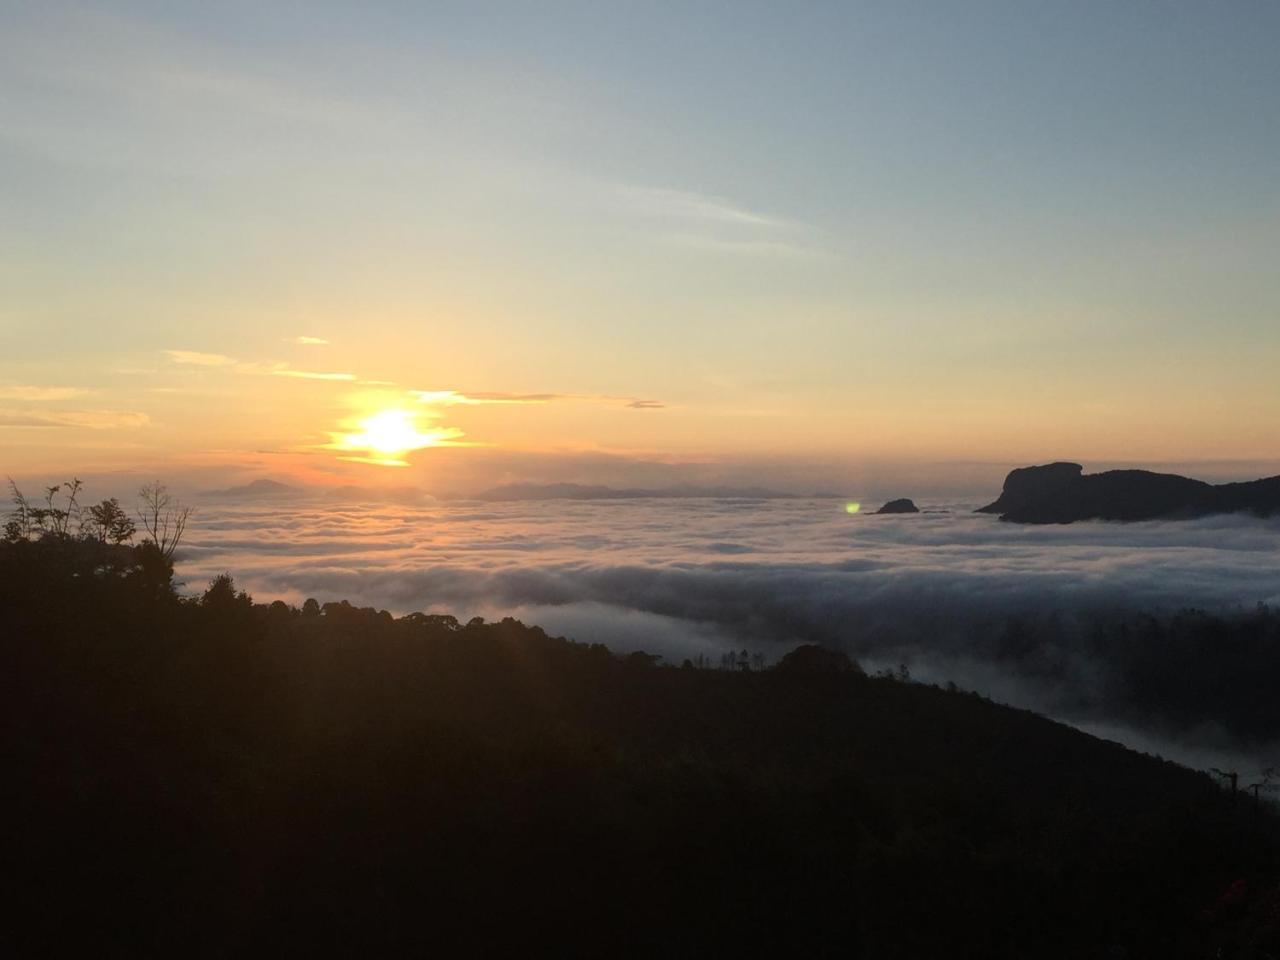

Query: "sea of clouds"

xmin=177 ymin=496 xmax=1280 ymax=772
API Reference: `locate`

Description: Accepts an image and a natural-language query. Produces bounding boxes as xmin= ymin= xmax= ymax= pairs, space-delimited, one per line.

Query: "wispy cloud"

xmin=335 ymin=455 xmax=414 ymax=467
xmin=465 ymin=391 xmax=569 ymax=403
xmin=165 ymin=349 xmax=354 ymax=381
xmin=272 ymin=368 xmax=356 ymax=381
xmin=165 ymin=349 xmax=238 ymax=367
xmin=0 ymin=414 xmax=61 ymax=427
xmin=610 ymin=182 xmax=827 ymax=259
xmin=621 ymin=185 xmax=787 ymax=228
xmin=0 ymin=384 xmax=90 ymax=401
xmin=286 ymin=336 xmax=330 ymax=345
xmin=410 ymin=390 xmax=561 ymax=406
xmin=0 ymin=408 xmax=150 ymax=429
xmin=411 ymin=389 xmax=664 ymax=409
xmin=2 ymin=5 xmax=391 ymax=174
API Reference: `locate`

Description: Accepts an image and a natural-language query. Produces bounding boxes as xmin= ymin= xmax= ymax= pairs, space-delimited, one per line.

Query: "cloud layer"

xmin=173 ymin=495 xmax=1280 ymax=772
xmin=181 ymin=497 xmax=1280 ymax=624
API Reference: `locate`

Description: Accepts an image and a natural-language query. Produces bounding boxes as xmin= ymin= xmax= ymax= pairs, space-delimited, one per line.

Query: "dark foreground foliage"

xmin=3 ymin=536 xmax=1279 ymax=958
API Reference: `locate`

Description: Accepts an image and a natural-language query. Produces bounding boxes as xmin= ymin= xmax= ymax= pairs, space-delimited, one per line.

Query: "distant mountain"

xmin=202 ymin=479 xmax=432 ymax=503
xmin=204 ymin=478 xmax=303 ymax=499
xmin=980 ymin=462 xmax=1280 ymax=523
xmin=472 ymin=482 xmax=827 ymax=501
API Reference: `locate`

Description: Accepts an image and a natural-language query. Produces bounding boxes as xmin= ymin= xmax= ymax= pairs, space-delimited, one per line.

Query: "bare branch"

xmin=137 ymin=481 xmax=193 ymax=560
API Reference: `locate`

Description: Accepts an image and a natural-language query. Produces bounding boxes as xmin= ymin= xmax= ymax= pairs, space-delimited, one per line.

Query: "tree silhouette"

xmin=84 ymin=498 xmax=136 ymax=544
xmin=202 ymin=573 xmax=253 ymax=613
xmin=137 ymin=481 xmax=192 ymax=560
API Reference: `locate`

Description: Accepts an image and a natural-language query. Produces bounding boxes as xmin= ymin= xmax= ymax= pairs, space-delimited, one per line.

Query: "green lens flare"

xmin=845 ymin=501 xmax=861 ymax=514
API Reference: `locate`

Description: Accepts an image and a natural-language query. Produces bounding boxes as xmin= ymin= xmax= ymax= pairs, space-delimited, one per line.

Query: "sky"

xmin=3 ymin=1 xmax=1279 ymax=494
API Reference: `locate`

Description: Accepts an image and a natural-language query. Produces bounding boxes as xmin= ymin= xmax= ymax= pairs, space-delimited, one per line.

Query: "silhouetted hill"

xmin=472 ymin=482 xmax=819 ymax=501
xmin=874 ymin=497 xmax=920 ymax=514
xmin=980 ymin=462 xmax=1280 ymax=522
xmin=3 ymin=535 xmax=1278 ymax=957
xmin=976 ymin=461 xmax=1085 ymax=514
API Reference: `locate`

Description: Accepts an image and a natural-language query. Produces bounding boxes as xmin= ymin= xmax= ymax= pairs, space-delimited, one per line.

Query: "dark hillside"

xmin=3 ymin=536 xmax=1278 ymax=958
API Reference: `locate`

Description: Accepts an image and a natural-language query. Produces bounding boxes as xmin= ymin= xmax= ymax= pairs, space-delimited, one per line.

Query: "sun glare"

xmin=359 ymin=410 xmax=426 ymax=454
xmin=329 ymin=408 xmax=461 ymax=466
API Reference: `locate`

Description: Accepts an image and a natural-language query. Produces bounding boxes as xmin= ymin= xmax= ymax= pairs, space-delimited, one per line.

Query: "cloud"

xmin=287 ymin=336 xmax=330 ymax=345
xmin=337 ymin=455 xmax=412 ymax=467
xmin=174 ymin=500 xmax=1280 ymax=769
xmin=411 ymin=389 xmax=665 ymax=410
xmin=464 ymin=391 xmax=568 ymax=403
xmin=610 ymin=183 xmax=828 ymax=259
xmin=1 ymin=4 xmax=395 ymax=175
xmin=410 ymin=390 xmax=556 ymax=406
xmin=621 ymin=185 xmax=787 ymax=228
xmin=0 ymin=408 xmax=150 ymax=429
xmin=0 ymin=413 xmax=64 ymax=427
xmin=177 ymin=501 xmax=1280 ymax=641
xmin=165 ymin=349 xmax=238 ymax=367
xmin=165 ymin=349 xmax=354 ymax=381
xmin=0 ymin=385 xmax=90 ymax=401
xmin=272 ymin=368 xmax=356 ymax=381
xmin=162 ymin=358 xmax=651 ymax=411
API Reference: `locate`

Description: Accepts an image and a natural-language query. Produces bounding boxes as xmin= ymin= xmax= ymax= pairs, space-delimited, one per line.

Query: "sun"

xmin=357 ymin=410 xmax=426 ymax=455
xmin=328 ymin=408 xmax=463 ymax=466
